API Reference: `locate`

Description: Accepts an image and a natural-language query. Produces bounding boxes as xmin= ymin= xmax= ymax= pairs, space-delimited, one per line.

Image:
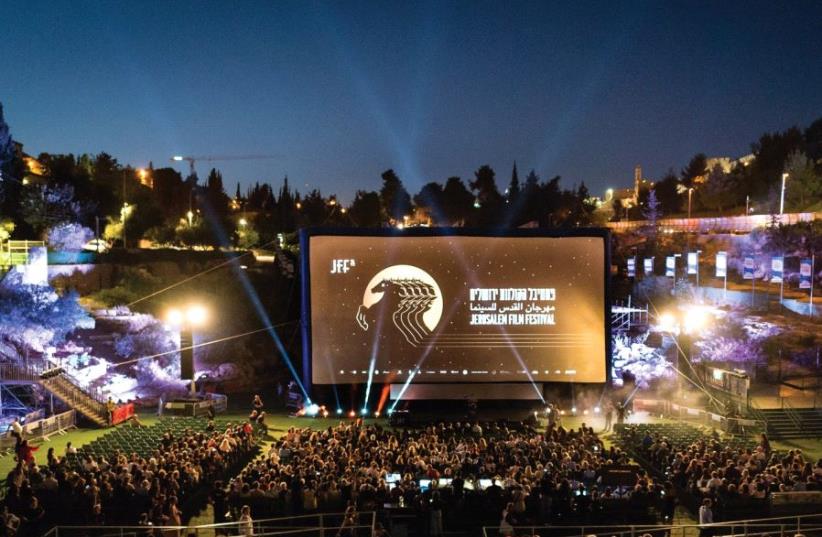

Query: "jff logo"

xmin=331 ymin=259 xmax=356 ymax=274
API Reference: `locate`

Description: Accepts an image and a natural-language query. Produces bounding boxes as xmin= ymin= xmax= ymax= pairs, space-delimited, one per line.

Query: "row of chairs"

xmin=67 ymin=417 xmax=235 ymax=462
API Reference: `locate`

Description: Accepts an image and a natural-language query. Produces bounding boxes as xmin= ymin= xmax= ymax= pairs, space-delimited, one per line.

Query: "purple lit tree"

xmin=0 ymin=284 xmax=91 ymax=356
xmin=46 ymin=222 xmax=94 ymax=251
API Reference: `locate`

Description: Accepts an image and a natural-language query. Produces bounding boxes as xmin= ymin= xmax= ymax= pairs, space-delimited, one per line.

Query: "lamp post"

xmin=779 ymin=172 xmax=789 ymax=216
xmin=167 ymin=304 xmax=208 ymax=395
xmin=688 ymin=188 xmax=694 ymax=219
xmin=120 ymin=203 xmax=132 ymax=249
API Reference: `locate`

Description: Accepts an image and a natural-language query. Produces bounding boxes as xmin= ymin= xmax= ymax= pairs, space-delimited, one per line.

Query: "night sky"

xmin=3 ymin=1 xmax=821 ymax=201
xmin=309 ymin=235 xmax=605 ymax=383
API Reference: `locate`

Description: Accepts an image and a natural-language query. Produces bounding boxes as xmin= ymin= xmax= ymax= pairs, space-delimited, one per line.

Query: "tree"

xmin=507 ymin=162 xmax=521 ymax=203
xmin=698 ymin=164 xmax=737 ymax=214
xmin=0 ymin=285 xmax=91 ymax=356
xmin=46 ymin=222 xmax=94 ymax=251
xmin=440 ymin=177 xmax=473 ymax=225
xmin=0 ymin=103 xmax=14 ymax=180
xmin=469 ymin=165 xmax=502 ymax=226
xmin=236 ymin=224 xmax=260 ymax=250
xmin=379 ymin=169 xmax=412 ymax=223
xmin=784 ymin=150 xmax=821 ymax=210
xmin=349 ymin=190 xmax=382 ymax=228
xmin=654 ymin=169 xmax=681 ymax=215
xmin=643 ymin=188 xmax=662 ymax=224
xmin=747 ymin=127 xmax=804 ymax=198
xmin=20 ymin=184 xmax=85 ymax=235
xmin=414 ymin=182 xmax=445 ymax=224
xmin=204 ymin=168 xmax=230 ymax=217
xmin=681 ymin=153 xmax=707 ymax=187
xmin=537 ymin=175 xmax=562 ymax=226
xmin=521 ymin=170 xmax=541 ymax=224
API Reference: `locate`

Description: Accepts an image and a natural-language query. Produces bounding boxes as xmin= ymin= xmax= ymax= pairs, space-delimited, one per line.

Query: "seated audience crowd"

xmin=224 ymin=420 xmax=663 ymax=532
xmin=2 ymin=421 xmax=258 ymax=535
xmin=621 ymin=425 xmax=822 ymax=520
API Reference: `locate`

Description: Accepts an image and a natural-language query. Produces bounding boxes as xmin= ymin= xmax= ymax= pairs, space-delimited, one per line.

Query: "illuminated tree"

xmin=46 ymin=222 xmax=94 ymax=251
xmin=0 ymin=285 xmax=91 ymax=356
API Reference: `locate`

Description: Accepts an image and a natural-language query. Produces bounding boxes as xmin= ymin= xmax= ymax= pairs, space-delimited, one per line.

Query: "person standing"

xmin=699 ymin=498 xmax=714 ymax=537
xmin=238 ymin=505 xmax=254 ymax=536
xmin=604 ymin=403 xmax=614 ymax=432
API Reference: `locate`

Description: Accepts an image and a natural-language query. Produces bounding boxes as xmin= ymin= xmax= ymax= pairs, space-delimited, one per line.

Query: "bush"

xmin=46 ymin=222 xmax=94 ymax=251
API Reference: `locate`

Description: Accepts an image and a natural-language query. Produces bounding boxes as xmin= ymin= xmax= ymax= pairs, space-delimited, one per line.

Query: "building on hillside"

xmin=12 ymin=142 xmax=47 ymax=185
xmin=603 ymin=165 xmax=654 ymax=218
xmin=696 ymin=154 xmax=756 ymax=183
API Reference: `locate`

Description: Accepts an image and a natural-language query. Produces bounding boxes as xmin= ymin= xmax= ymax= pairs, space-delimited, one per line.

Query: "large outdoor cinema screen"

xmin=302 ymin=229 xmax=609 ymax=385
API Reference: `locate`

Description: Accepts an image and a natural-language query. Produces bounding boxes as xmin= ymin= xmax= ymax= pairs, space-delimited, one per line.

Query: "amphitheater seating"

xmin=66 ymin=416 xmax=238 ymax=463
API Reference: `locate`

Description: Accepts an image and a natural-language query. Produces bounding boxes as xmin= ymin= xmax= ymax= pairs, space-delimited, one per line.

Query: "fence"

xmin=606 ymin=212 xmax=818 ymax=234
xmin=632 ymin=398 xmax=766 ymax=435
xmin=482 ymin=512 xmax=822 ymax=537
xmin=42 ymin=510 xmax=377 ymax=537
xmin=0 ymin=239 xmax=46 ymax=267
xmin=0 ymin=409 xmax=76 ymax=453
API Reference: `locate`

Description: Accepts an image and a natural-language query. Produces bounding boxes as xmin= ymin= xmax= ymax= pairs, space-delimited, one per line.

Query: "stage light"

xmin=304 ymin=403 xmax=320 ymax=417
xmin=682 ymin=304 xmax=712 ymax=334
xmin=560 ymin=410 xmax=566 ymax=415
xmin=387 ymin=409 xmax=394 ymax=415
xmin=594 ymin=406 xmax=601 ymax=413
xmin=571 ymin=406 xmax=577 ymax=413
xmin=583 ymin=409 xmax=589 ymax=415
xmin=336 ymin=408 xmax=343 ymax=415
xmin=396 ymin=222 xmax=404 ymax=230
xmin=186 ymin=304 xmax=208 ymax=326
xmin=360 ymin=408 xmax=368 ymax=416
xmin=374 ymin=411 xmax=380 ymax=418
xmin=166 ymin=308 xmax=183 ymax=326
xmin=348 ymin=410 xmax=356 ymax=418
xmin=658 ymin=312 xmax=678 ymax=333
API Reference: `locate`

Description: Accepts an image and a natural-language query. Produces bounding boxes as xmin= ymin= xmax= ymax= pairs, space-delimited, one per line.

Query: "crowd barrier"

xmin=42 ymin=510 xmax=377 ymax=537
xmin=110 ymin=403 xmax=134 ymax=425
xmin=0 ymin=410 xmax=77 ymax=452
xmin=483 ymin=512 xmax=822 ymax=537
xmin=632 ymin=398 xmax=765 ymax=435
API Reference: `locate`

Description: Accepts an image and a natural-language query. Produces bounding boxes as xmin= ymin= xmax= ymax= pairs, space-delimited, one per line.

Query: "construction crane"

xmin=171 ymin=154 xmax=277 ymax=177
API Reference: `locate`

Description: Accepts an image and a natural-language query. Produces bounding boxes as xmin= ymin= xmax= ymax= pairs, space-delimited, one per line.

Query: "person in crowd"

xmin=106 ymin=397 xmax=116 ymax=425
xmin=238 ymin=504 xmax=254 ymax=536
xmin=698 ymin=498 xmax=713 ymax=537
xmin=603 ymin=402 xmax=614 ymax=432
xmin=252 ymin=395 xmax=264 ymax=415
xmin=8 ymin=418 xmax=23 ymax=440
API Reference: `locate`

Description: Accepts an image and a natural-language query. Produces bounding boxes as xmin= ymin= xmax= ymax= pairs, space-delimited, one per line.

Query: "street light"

xmin=120 ymin=203 xmax=133 ymax=248
xmin=186 ymin=210 xmax=194 ymax=227
xmin=687 ymin=188 xmax=694 ymax=219
xmin=779 ymin=172 xmax=789 ymax=216
xmin=238 ymin=217 xmax=248 ymax=227
xmin=166 ymin=303 xmax=209 ymax=395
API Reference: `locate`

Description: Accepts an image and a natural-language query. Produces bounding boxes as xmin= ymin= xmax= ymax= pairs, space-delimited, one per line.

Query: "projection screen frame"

xmin=299 ymin=227 xmax=612 ymax=395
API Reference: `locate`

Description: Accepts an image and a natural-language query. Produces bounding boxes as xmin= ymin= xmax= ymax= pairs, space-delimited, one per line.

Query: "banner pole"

xmin=752 ymin=258 xmax=755 ymax=308
xmin=780 ymin=254 xmax=784 ymax=307
xmin=811 ymin=254 xmax=816 ymax=317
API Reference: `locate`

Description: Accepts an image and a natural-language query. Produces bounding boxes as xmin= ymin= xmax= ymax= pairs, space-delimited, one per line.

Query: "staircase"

xmin=1 ymin=361 xmax=109 ymax=427
xmin=40 ymin=373 xmax=109 ymax=427
xmin=758 ymin=407 xmax=822 ymax=439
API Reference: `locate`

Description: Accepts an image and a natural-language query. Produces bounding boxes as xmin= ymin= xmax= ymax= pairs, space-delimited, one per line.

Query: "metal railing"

xmin=42 ymin=510 xmax=377 ymax=537
xmin=483 ymin=512 xmax=822 ymax=537
xmin=0 ymin=239 xmax=46 ymax=267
